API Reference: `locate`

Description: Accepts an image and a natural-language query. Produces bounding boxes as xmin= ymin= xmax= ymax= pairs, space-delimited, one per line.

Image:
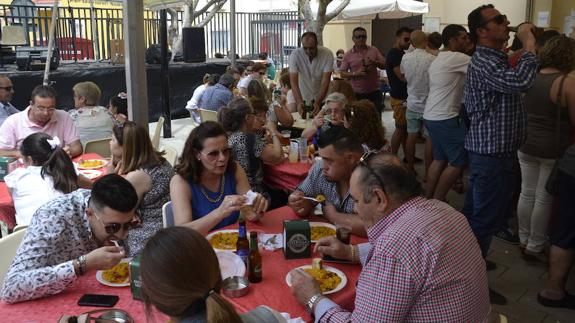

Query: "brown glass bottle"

xmin=236 ymin=215 xmax=249 ymax=267
xmin=248 ymin=231 xmax=262 ymax=283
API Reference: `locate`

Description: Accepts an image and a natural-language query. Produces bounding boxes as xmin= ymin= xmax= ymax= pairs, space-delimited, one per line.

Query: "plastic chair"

xmin=162 ymin=201 xmax=174 ymax=228
xmin=12 ymin=224 xmax=27 ymax=233
xmin=163 ymin=145 xmax=178 ymax=166
xmin=0 ymin=228 xmax=27 ymax=286
xmin=84 ymin=137 xmax=111 ymax=158
xmin=152 ymin=116 xmax=165 ymax=150
xmin=199 ymin=109 xmax=218 ymax=122
xmin=0 ymin=25 xmax=28 ymax=67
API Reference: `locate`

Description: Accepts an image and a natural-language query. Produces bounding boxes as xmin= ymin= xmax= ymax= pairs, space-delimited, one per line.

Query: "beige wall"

xmin=322 ymin=20 xmax=372 ymax=54
xmin=549 ymin=0 xmax=575 ymax=32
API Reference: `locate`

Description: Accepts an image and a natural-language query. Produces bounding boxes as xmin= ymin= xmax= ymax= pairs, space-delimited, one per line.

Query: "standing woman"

xmin=517 ymin=35 xmax=575 ymax=263
xmin=5 ymin=133 xmax=90 ymax=226
xmin=109 ymin=121 xmax=174 ymax=256
xmin=170 ymin=121 xmax=268 ymax=236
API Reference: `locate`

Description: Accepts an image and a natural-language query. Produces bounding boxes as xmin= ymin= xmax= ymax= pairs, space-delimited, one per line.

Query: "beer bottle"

xmin=301 ymin=100 xmax=308 ymax=120
xmin=236 ymin=215 xmax=249 ymax=267
xmin=248 ymin=231 xmax=262 ymax=283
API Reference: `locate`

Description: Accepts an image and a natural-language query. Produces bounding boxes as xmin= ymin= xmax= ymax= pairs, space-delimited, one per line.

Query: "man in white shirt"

xmin=424 ymin=24 xmax=471 ymax=201
xmin=0 ymin=76 xmax=19 ymax=126
xmin=289 ymin=32 xmax=333 ymax=117
xmin=400 ymin=30 xmax=436 ymax=174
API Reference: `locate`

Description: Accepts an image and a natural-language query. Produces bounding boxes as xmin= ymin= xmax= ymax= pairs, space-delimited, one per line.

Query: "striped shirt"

xmin=315 ymin=197 xmax=490 ymax=322
xmin=464 ymin=45 xmax=538 ymax=155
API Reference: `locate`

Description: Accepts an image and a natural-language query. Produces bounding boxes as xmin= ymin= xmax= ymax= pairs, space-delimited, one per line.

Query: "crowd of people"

xmin=1 ymin=3 xmax=574 ymax=322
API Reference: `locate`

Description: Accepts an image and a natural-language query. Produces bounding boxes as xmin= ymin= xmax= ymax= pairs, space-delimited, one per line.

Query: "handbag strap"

xmin=553 ymin=75 xmax=567 ymax=157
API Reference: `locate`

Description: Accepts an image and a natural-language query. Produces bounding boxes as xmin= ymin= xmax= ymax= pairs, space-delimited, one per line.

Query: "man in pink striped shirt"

xmin=290 ymin=153 xmax=490 ymax=322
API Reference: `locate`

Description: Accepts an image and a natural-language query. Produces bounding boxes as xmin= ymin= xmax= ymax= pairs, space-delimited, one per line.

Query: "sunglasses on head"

xmin=481 ymin=14 xmax=507 ymax=26
xmin=358 ymin=150 xmax=386 ymax=194
xmin=0 ymin=86 xmax=13 ymax=91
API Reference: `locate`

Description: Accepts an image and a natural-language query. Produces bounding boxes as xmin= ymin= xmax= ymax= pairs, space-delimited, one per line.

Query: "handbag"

xmin=545 ymin=75 xmax=568 ymax=195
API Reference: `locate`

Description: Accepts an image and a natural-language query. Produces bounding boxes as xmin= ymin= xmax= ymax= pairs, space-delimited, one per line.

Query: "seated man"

xmin=0 ymin=85 xmax=82 ymax=158
xmin=288 ymin=126 xmax=366 ymax=237
xmin=290 ymin=153 xmax=490 ymax=322
xmin=197 ymin=73 xmax=235 ymax=112
xmin=1 ymin=174 xmax=139 ymax=303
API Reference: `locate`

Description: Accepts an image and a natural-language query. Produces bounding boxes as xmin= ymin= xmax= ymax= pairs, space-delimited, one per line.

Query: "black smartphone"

xmin=78 ymin=294 xmax=119 ymax=307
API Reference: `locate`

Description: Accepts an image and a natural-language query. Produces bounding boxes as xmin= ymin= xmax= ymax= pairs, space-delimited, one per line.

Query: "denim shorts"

xmin=425 ymin=116 xmax=468 ymax=166
xmin=406 ymin=109 xmax=424 ymax=134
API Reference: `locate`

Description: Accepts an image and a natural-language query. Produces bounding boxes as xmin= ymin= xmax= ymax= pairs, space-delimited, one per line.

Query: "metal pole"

xmin=160 ymin=9 xmax=172 ymax=138
xmin=230 ymin=0 xmax=236 ymax=67
xmin=90 ymin=0 xmax=100 ymax=60
xmin=43 ymin=1 xmax=59 ymax=86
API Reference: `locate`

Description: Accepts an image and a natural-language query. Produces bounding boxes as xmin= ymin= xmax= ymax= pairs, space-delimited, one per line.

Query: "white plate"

xmin=77 ymin=159 xmax=108 ymax=170
xmin=96 ymin=258 xmax=132 ymax=287
xmin=286 ymin=265 xmax=347 ymax=295
xmin=206 ymin=229 xmax=238 ymax=252
xmin=79 ymin=169 xmax=102 ymax=180
xmin=216 ymin=251 xmax=246 ymax=280
xmin=309 ymin=222 xmax=336 ymax=243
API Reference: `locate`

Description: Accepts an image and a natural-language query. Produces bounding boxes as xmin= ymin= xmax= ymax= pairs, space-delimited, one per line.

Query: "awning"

xmin=314 ymin=0 xmax=429 ymax=20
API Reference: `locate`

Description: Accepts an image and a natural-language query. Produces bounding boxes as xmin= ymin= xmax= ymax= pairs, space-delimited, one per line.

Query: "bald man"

xmin=400 ymin=30 xmax=436 ymax=174
xmin=0 ymin=76 xmax=19 ymax=126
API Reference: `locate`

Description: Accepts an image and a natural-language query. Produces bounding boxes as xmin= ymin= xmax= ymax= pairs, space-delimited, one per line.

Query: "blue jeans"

xmin=462 ymin=152 xmax=519 ymax=258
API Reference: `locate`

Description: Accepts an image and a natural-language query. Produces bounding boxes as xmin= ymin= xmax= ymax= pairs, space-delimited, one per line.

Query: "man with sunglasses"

xmin=1 ymin=174 xmax=139 ymax=303
xmin=290 ymin=153 xmax=489 ymax=322
xmin=463 ymin=5 xmax=538 ymax=305
xmin=339 ymin=27 xmax=386 ymax=117
xmin=0 ymin=84 xmax=82 ymax=158
xmin=0 ymin=76 xmax=19 ymax=126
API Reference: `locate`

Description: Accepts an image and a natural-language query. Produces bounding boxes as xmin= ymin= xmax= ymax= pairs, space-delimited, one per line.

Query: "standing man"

xmin=400 ymin=30 xmax=436 ymax=175
xmin=289 ymin=32 xmax=333 ymax=117
xmin=339 ymin=27 xmax=386 ymax=117
xmin=424 ymin=24 xmax=471 ymax=202
xmin=385 ymin=27 xmax=412 ymax=156
xmin=0 ymin=75 xmax=19 ymax=126
xmin=463 ymin=5 xmax=538 ymax=304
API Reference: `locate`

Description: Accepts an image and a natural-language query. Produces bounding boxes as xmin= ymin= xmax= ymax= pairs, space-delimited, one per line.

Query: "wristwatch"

xmin=306 ymin=293 xmax=324 ymax=316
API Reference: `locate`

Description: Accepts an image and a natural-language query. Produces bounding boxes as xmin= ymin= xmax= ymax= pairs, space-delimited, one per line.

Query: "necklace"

xmin=200 ymin=175 xmax=225 ymax=203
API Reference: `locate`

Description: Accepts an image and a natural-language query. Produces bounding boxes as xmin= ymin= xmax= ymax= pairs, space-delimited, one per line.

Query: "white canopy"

xmin=315 ymin=0 xmax=429 ymax=20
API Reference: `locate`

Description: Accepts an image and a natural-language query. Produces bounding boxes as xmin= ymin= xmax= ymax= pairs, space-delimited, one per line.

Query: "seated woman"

xmin=301 ymin=92 xmax=348 ymax=140
xmin=5 ymin=133 xmax=91 ymax=226
xmin=108 ymin=92 xmax=128 ymax=123
xmin=170 ymin=121 xmax=268 ymax=235
xmin=279 ymin=72 xmax=297 ymax=113
xmin=68 ymin=81 xmax=115 ymax=144
xmin=247 ymin=79 xmax=293 ymax=127
xmin=141 ymin=227 xmax=286 ymax=323
xmin=347 ymin=100 xmax=388 ymax=152
xmin=221 ymin=98 xmax=283 ymax=195
xmin=109 ymin=121 xmax=174 ymax=256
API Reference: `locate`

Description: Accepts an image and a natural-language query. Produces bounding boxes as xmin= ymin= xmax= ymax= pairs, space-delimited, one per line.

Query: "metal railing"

xmin=0 ymin=4 xmax=302 ymax=64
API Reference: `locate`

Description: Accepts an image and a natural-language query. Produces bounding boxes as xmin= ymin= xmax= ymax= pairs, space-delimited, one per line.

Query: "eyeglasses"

xmin=0 ymin=86 xmax=13 ymax=91
xmin=358 ymin=150 xmax=386 ymax=193
xmin=481 ymin=14 xmax=507 ymax=26
xmin=34 ymin=105 xmax=56 ymax=113
xmin=94 ymin=213 xmax=136 ymax=235
xmin=354 ymin=35 xmax=367 ymax=39
xmin=258 ymin=71 xmax=266 ymax=75
xmin=403 ymin=37 xmax=411 ymax=42
xmin=200 ymin=147 xmax=231 ymax=160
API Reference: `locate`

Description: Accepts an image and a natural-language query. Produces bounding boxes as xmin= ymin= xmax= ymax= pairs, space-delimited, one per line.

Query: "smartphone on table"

xmin=78 ymin=294 xmax=119 ymax=307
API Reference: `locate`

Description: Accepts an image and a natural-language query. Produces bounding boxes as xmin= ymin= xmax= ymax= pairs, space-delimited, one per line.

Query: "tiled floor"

xmin=151 ymin=108 xmax=575 ymax=323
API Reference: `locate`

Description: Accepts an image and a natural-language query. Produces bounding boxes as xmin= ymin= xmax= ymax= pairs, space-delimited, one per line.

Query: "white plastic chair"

xmin=151 ymin=116 xmax=165 ymax=150
xmin=162 ymin=201 xmax=174 ymax=228
xmin=199 ymin=109 xmax=218 ymax=122
xmin=0 ymin=228 xmax=27 ymax=287
xmin=163 ymin=145 xmax=178 ymax=167
xmin=84 ymin=137 xmax=112 ymax=158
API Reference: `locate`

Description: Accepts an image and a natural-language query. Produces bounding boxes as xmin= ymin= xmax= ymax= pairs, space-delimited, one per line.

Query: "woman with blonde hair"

xmin=109 ymin=121 xmax=174 ymax=256
xmin=69 ymin=81 xmax=115 ymax=144
xmin=141 ymin=227 xmax=286 ymax=322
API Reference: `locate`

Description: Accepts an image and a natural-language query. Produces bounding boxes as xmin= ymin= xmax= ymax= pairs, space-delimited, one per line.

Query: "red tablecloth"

xmin=223 ymin=206 xmax=367 ymax=322
xmin=264 ymin=161 xmax=312 ymax=191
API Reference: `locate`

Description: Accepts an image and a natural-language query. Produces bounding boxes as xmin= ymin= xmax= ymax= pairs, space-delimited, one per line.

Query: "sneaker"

xmin=489 ymin=288 xmax=508 ymax=305
xmin=538 ymin=292 xmax=575 ymax=310
xmin=494 ymin=229 xmax=520 ymax=245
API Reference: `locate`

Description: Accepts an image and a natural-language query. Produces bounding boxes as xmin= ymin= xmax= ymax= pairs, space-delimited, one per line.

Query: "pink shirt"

xmin=341 ymin=46 xmax=385 ymax=94
xmin=0 ymin=106 xmax=80 ymax=150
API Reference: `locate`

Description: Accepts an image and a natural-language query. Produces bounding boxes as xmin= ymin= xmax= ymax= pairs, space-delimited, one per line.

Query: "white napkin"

xmin=259 ymin=233 xmax=283 ymax=251
xmin=244 ymin=190 xmax=258 ymax=205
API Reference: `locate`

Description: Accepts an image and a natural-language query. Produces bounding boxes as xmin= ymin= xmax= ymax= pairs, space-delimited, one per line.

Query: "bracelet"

xmin=350 ymin=244 xmax=358 ymax=263
xmin=306 ymin=293 xmax=325 ymax=317
xmin=78 ymin=255 xmax=87 ymax=275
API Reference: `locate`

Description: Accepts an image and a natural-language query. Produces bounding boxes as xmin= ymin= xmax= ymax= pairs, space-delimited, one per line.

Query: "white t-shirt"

xmin=424 ymin=51 xmax=470 ymax=121
xmin=289 ymin=46 xmax=334 ymax=103
xmin=237 ymin=75 xmax=254 ymax=90
xmin=400 ymin=48 xmax=436 ymax=114
xmin=4 ymin=166 xmax=64 ymax=225
xmin=185 ymin=84 xmax=207 ymax=111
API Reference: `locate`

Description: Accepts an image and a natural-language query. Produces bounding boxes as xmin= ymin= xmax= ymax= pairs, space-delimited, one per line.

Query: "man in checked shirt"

xmin=290 ymin=153 xmax=490 ymax=322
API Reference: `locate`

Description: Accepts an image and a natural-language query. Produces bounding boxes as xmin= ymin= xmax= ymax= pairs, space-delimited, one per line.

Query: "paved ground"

xmin=151 ymin=107 xmax=575 ymax=323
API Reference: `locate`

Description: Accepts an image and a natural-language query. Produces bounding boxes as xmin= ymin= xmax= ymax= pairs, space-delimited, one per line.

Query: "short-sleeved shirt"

xmin=289 ymin=46 xmax=334 ymax=103
xmin=341 ymin=45 xmax=385 ymax=94
xmin=0 ymin=107 xmax=80 ymax=150
xmin=185 ymin=84 xmax=208 ymax=111
xmin=424 ymin=51 xmax=470 ymax=121
xmin=68 ymin=106 xmax=115 ymax=144
xmin=385 ymin=47 xmax=408 ymax=100
xmin=237 ymin=75 xmax=255 ymax=90
xmin=0 ymin=102 xmax=19 ymax=126
xmin=400 ymin=48 xmax=436 ymax=113
xmin=296 ymin=160 xmax=355 ymax=214
xmin=228 ymin=131 xmax=266 ymax=193
xmin=197 ymin=83 xmax=233 ymax=111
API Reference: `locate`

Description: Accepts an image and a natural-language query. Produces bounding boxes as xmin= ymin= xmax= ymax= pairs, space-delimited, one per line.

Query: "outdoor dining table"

xmin=291 ymin=112 xmax=314 ymax=130
xmin=264 ymin=160 xmax=312 ymax=192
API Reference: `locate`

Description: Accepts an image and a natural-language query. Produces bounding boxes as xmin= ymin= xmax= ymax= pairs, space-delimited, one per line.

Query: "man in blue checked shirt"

xmin=462 ymin=4 xmax=538 ymax=306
